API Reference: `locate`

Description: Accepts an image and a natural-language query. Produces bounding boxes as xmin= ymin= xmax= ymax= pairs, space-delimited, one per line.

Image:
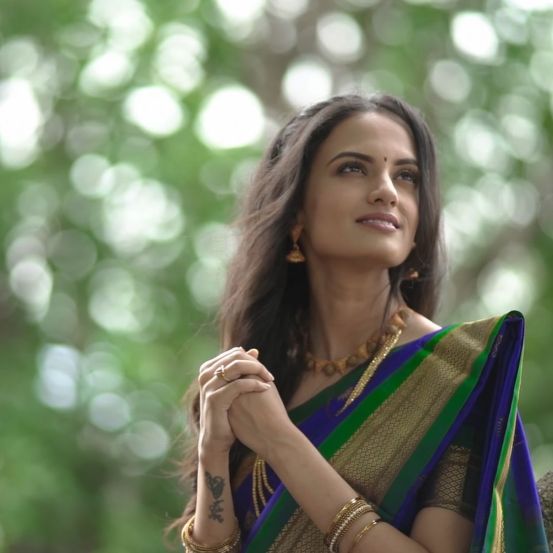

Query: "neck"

xmin=306 ymin=261 xmax=402 ymax=360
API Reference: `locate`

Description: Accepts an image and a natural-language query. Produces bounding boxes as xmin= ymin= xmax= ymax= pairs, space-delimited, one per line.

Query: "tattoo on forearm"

xmin=205 ymin=471 xmax=225 ymax=523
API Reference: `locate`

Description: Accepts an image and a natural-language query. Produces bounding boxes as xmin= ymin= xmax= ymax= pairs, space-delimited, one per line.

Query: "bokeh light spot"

xmin=193 ymin=222 xmax=237 ymax=263
xmin=70 ymin=154 xmax=111 ymax=197
xmin=35 ymin=344 xmax=81 ymax=410
xmin=282 ymin=58 xmax=333 ymax=109
xmin=317 ymin=12 xmax=364 ymax=63
xmin=454 ymin=112 xmax=509 ymax=171
xmin=504 ymin=0 xmax=553 ymax=11
xmin=529 ymin=50 xmax=553 ymax=92
xmin=123 ymin=86 xmax=185 ymax=137
xmin=101 ymin=177 xmax=184 ymax=254
xmin=187 ymin=259 xmax=226 ymax=311
xmin=493 ymin=7 xmax=529 ymax=45
xmin=0 ymin=37 xmax=41 ymax=78
xmin=478 ymin=250 xmax=540 ymax=314
xmin=429 ymin=60 xmax=471 ymax=103
xmin=195 ymin=86 xmax=264 ymax=149
xmin=9 ymin=255 xmax=53 ymax=316
xmin=267 ymin=0 xmax=310 ymax=19
xmin=89 ymin=393 xmax=131 ymax=431
xmin=214 ymin=0 xmax=265 ymax=26
xmin=124 ymin=420 xmax=170 ymax=460
xmin=451 ymin=12 xmax=500 ymax=64
xmin=80 ymin=49 xmax=134 ymax=95
xmin=89 ymin=267 xmax=152 ymax=333
xmin=88 ymin=0 xmax=153 ymax=51
xmin=0 ymin=78 xmax=43 ymax=168
xmin=154 ymin=24 xmax=206 ymax=95
xmin=83 ymin=348 xmax=124 ymax=392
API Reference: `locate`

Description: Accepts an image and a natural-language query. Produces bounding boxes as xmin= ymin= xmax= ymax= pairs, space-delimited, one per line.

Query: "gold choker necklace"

xmin=305 ymin=307 xmax=410 ymax=376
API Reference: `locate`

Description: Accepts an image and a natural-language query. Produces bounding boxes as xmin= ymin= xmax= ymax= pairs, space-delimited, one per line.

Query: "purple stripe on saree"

xmin=511 ymin=416 xmax=545 ymax=522
xmin=390 ymin=321 xmax=523 ymax=532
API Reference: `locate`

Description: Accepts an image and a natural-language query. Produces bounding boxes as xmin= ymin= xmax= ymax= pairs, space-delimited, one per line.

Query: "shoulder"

xmin=399 ymin=309 xmax=524 ymax=351
xmin=396 ymin=309 xmax=442 ymax=347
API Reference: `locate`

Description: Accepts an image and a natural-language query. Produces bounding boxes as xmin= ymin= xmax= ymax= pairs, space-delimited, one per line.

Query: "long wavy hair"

xmin=173 ymin=92 xmax=444 ymax=530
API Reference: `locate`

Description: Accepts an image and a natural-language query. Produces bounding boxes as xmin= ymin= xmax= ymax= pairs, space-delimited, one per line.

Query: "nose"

xmin=367 ymin=170 xmax=398 ymax=206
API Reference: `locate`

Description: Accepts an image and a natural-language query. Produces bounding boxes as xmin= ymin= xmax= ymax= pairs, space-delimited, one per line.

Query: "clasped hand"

xmin=197 ymin=346 xmax=294 ymax=461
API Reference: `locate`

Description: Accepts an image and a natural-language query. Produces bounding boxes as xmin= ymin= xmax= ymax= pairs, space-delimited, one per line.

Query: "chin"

xmin=360 ymin=249 xmax=409 ymax=267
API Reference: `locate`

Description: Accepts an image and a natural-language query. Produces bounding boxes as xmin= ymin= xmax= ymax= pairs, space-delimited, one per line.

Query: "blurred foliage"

xmin=1 ymin=0 xmax=553 ymax=551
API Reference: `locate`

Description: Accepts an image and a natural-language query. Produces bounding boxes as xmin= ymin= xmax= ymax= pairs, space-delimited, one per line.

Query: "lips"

xmin=355 ymin=213 xmax=400 ymax=228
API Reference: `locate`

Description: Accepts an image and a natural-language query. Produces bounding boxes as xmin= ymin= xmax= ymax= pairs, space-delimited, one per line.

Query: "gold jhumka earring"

xmin=285 ymin=225 xmax=305 ymax=263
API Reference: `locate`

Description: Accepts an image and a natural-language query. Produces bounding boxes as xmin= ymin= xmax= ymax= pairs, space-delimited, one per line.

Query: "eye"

xmin=396 ymin=169 xmax=420 ymax=185
xmin=337 ymin=161 xmax=367 ymax=175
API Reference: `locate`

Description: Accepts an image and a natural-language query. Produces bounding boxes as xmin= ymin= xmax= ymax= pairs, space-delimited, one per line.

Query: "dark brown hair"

xmin=173 ymin=92 xmax=444 ymax=529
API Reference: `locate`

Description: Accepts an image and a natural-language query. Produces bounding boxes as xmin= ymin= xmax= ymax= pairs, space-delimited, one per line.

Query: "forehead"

xmin=316 ymin=111 xmax=417 ymax=160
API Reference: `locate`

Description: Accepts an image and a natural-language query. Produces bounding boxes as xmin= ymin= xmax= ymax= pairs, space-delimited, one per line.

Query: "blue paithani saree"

xmin=233 ymin=311 xmax=549 ymax=552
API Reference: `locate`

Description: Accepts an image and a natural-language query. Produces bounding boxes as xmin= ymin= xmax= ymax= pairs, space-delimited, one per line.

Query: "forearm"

xmin=267 ymin=428 xmax=429 ymax=553
xmin=192 ymin=450 xmax=238 ymax=546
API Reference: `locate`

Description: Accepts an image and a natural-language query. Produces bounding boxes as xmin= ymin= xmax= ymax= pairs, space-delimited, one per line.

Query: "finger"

xmin=202 ymin=362 xmax=271 ymax=394
xmin=198 ymin=349 xmax=269 ymax=386
xmin=198 ymin=349 xmax=249 ymax=386
xmin=224 ymin=359 xmax=274 ymax=382
xmin=199 ymin=346 xmax=243 ymax=374
xmin=206 ymin=379 xmax=271 ymax=409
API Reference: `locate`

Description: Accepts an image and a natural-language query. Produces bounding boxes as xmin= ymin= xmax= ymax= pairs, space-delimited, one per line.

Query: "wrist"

xmin=198 ymin=442 xmax=231 ymax=466
xmin=263 ymin=424 xmax=307 ymax=467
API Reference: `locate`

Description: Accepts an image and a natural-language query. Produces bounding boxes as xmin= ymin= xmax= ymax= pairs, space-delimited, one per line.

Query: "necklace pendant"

xmin=323 ymin=363 xmax=336 ymax=376
xmin=346 ymin=354 xmax=361 ymax=367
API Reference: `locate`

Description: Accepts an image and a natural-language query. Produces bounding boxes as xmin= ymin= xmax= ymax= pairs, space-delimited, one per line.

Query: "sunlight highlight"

xmin=195 ymin=85 xmax=264 ymax=149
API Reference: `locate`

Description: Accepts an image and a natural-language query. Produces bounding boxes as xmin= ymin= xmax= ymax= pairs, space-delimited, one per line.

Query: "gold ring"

xmin=215 ymin=365 xmax=232 ymax=383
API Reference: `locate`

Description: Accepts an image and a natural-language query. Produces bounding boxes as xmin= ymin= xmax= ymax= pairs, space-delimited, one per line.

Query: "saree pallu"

xmin=233 ymin=311 xmax=549 ymax=552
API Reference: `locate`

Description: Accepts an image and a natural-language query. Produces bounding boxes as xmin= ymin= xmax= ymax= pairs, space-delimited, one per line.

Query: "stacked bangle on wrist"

xmin=324 ymin=496 xmax=377 ymax=553
xmin=181 ymin=515 xmax=241 ymax=553
xmin=352 ymin=517 xmax=383 ymax=548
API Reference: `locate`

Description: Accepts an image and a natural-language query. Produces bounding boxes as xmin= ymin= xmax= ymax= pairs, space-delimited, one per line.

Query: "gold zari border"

xmin=266 ymin=316 xmax=499 ymax=552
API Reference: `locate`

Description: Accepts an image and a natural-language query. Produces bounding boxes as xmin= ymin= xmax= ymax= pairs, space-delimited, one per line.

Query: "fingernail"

xmin=248 ymin=348 xmax=259 ymax=357
xmin=268 ymin=373 xmax=275 ymax=381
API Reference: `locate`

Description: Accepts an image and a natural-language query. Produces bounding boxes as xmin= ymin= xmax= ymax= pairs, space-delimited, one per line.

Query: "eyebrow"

xmin=327 ymin=151 xmax=419 ymax=167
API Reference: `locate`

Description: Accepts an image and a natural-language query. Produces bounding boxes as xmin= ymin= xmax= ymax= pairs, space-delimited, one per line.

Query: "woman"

xmin=175 ymin=94 xmax=548 ymax=552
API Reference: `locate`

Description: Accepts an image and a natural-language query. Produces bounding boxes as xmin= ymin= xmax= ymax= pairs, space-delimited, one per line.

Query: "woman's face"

xmin=298 ymin=111 xmax=420 ymax=270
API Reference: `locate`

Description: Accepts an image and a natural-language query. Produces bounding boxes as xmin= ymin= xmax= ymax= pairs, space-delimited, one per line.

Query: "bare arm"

xmin=190 ymin=348 xmax=274 ymax=546
xmin=230 ymin=384 xmax=473 ymax=553
xmin=265 ymin=427 xmax=428 ymax=552
xmin=193 ymin=452 xmax=236 ymax=545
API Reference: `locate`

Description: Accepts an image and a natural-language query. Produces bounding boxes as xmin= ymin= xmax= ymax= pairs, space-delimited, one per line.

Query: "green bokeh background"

xmin=1 ymin=0 xmax=552 ymax=551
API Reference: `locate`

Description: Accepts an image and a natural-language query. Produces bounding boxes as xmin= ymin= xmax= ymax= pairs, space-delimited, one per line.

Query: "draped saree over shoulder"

xmin=233 ymin=311 xmax=549 ymax=552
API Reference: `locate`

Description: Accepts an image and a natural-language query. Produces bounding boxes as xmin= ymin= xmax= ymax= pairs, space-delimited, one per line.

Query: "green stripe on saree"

xmin=483 ymin=344 xmax=521 ymax=553
xmin=245 ymin=315 xmax=506 ymax=552
xmin=380 ymin=315 xmax=503 ymax=514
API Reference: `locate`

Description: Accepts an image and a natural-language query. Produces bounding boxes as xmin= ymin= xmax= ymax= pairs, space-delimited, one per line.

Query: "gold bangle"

xmin=324 ymin=496 xmax=377 ymax=549
xmin=327 ymin=504 xmax=373 ymax=553
xmin=181 ymin=515 xmax=240 ymax=552
xmin=324 ymin=496 xmax=363 ymax=546
xmin=352 ymin=517 xmax=382 ymax=548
